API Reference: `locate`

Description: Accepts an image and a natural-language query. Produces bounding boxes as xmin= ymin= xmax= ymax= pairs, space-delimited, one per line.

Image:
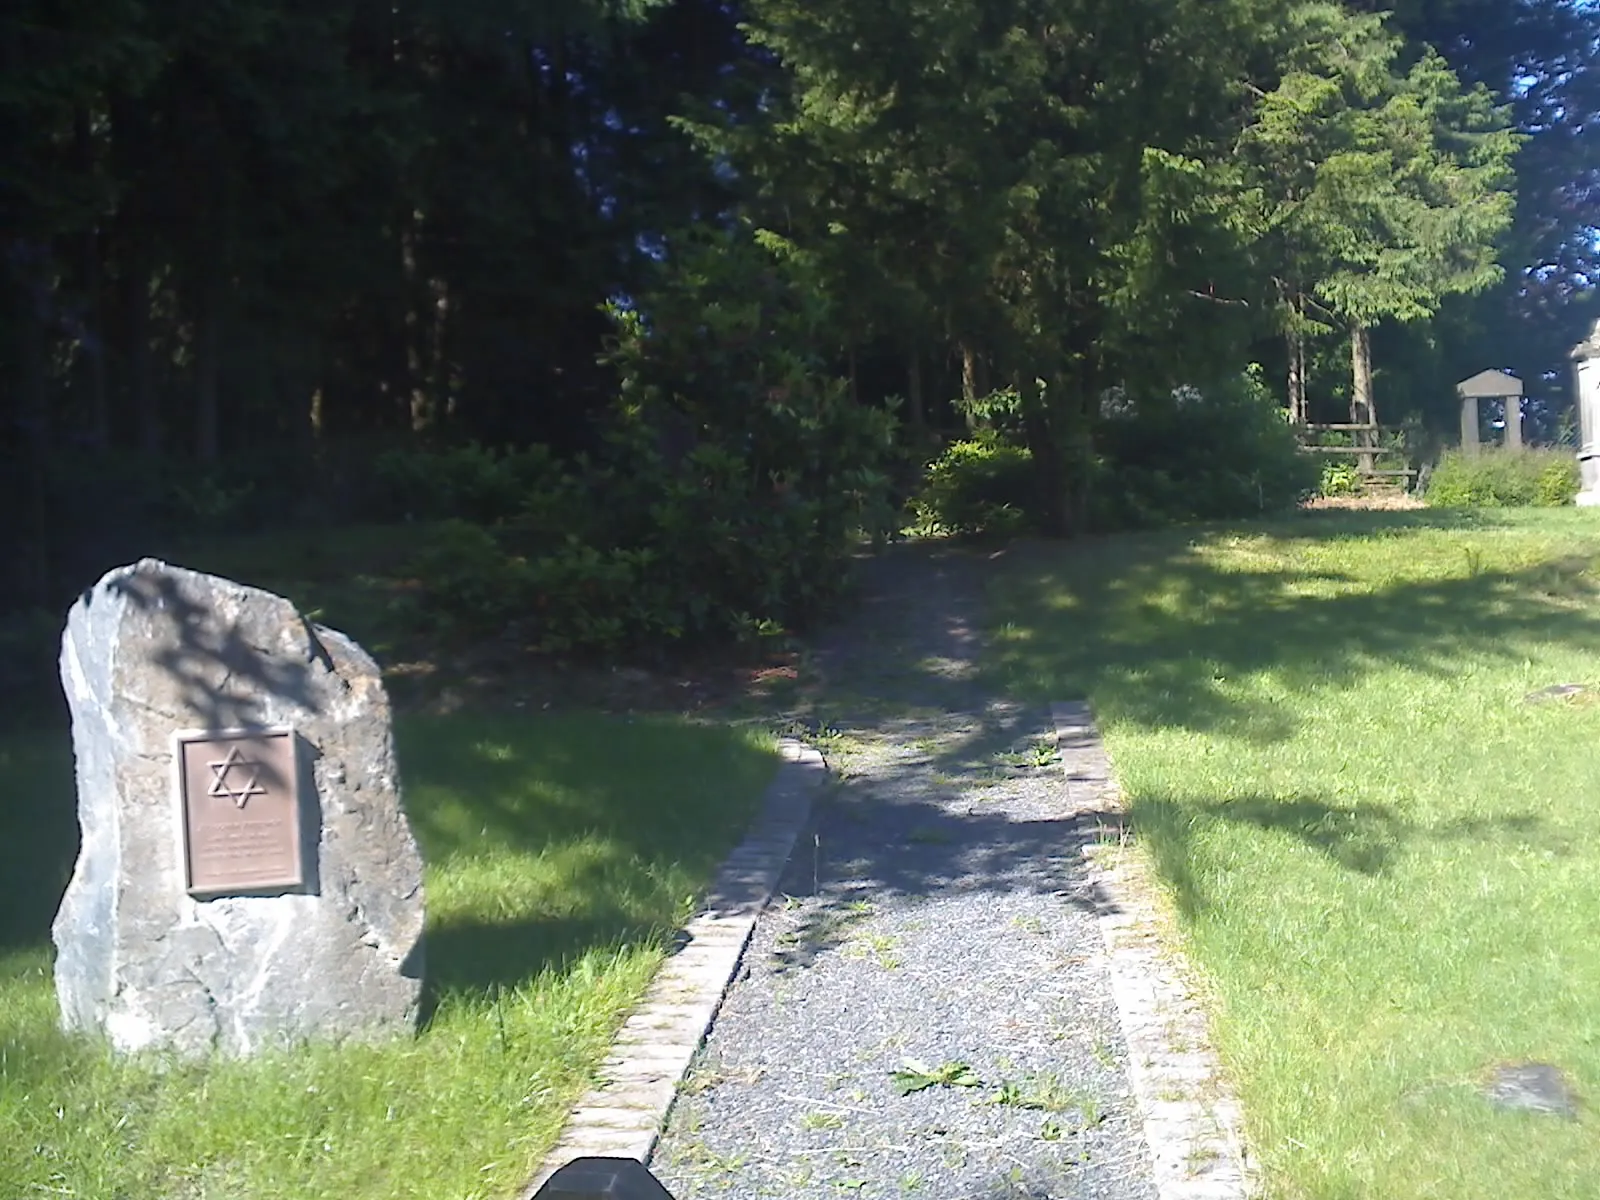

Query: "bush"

xmin=1426 ymin=449 xmax=1579 ymax=508
xmin=912 ymin=432 xmax=1036 ymax=536
xmin=1319 ymin=460 xmax=1363 ymax=498
xmin=1092 ymin=366 xmax=1319 ymax=529
xmin=368 ymin=443 xmax=576 ymax=525
xmin=395 ymin=223 xmax=903 ymax=656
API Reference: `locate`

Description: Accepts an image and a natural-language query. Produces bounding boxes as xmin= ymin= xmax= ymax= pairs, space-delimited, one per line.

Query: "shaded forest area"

xmin=3 ymin=0 xmax=1597 ymax=646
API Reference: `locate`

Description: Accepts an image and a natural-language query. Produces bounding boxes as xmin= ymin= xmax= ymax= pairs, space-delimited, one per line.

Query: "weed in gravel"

xmin=898 ymin=1170 xmax=925 ymax=1192
xmin=801 ymin=1111 xmax=845 ymax=1131
xmin=1091 ymin=1038 xmax=1118 ymax=1068
xmin=861 ymin=1032 xmax=908 ymax=1061
xmin=1076 ymin=1091 xmax=1106 ymax=1126
xmin=1040 ymin=1118 xmax=1065 ymax=1141
xmin=844 ymin=932 xmax=902 ymax=969
xmin=1010 ymin=915 xmax=1048 ymax=936
xmin=673 ymin=1139 xmax=746 ymax=1175
xmin=988 ymin=1072 xmax=1102 ymax=1123
xmin=891 ymin=1059 xmax=984 ymax=1096
xmin=905 ymin=824 xmax=954 ymax=845
xmin=833 ymin=1177 xmax=870 ymax=1193
xmin=676 ymin=1105 xmax=705 ymax=1136
xmin=940 ymin=1143 xmax=969 ymax=1169
xmin=679 ymin=1065 xmax=719 ymax=1096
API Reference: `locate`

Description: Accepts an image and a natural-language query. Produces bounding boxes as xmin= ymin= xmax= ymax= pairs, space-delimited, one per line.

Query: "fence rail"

xmin=1295 ymin=423 xmax=1417 ymax=489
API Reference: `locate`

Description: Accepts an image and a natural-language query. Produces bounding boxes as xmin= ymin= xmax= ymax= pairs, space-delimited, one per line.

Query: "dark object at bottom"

xmin=1483 ymin=1062 xmax=1580 ymax=1119
xmin=534 ymin=1158 xmax=678 ymax=1199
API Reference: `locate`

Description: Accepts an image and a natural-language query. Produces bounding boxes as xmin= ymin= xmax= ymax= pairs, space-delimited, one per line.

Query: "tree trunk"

xmin=1349 ymin=323 xmax=1377 ymax=475
xmin=1019 ymin=377 xmax=1067 ymax=537
xmin=10 ymin=251 xmax=54 ymax=606
xmin=121 ymin=255 xmax=158 ymax=455
xmin=82 ymin=230 xmax=110 ymax=449
xmin=110 ymin=95 xmax=158 ymax=454
xmin=74 ymin=108 xmax=109 ymax=448
xmin=194 ymin=298 xmax=222 ymax=465
xmin=401 ymin=213 xmax=433 ymax=434
xmin=953 ymin=342 xmax=979 ymax=432
xmin=1285 ymin=292 xmax=1307 ymax=426
xmin=906 ymin=349 xmax=925 ymax=437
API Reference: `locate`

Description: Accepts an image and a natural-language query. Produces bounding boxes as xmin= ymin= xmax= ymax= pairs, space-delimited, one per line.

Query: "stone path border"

xmin=1051 ymin=701 xmax=1257 ymax=1200
xmin=517 ymin=739 xmax=827 ymax=1200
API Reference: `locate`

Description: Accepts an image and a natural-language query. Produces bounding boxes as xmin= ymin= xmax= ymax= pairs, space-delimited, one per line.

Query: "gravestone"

xmin=53 ymin=559 xmax=425 ymax=1057
xmin=1456 ymin=369 xmax=1525 ymax=456
xmin=1573 ymin=319 xmax=1600 ymax=507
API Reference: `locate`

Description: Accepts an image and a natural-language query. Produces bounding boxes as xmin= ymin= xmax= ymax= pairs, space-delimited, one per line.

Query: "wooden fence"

xmin=1296 ymin=423 xmax=1418 ymax=490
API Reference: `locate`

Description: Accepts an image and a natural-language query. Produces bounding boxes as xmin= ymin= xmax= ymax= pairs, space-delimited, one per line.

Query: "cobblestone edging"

xmin=1051 ymin=702 xmax=1257 ymax=1200
xmin=518 ymin=739 xmax=827 ymax=1199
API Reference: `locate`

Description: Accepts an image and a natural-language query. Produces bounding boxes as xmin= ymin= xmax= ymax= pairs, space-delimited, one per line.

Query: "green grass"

xmin=0 ymin=711 xmax=776 ymax=1200
xmin=989 ymin=508 xmax=1600 ymax=1199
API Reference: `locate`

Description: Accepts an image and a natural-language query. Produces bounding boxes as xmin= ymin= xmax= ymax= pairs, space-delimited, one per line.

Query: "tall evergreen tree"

xmin=1240 ymin=4 xmax=1518 ymax=442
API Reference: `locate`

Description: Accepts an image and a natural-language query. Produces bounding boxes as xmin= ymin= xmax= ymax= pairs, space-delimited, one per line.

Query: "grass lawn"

xmin=990 ymin=508 xmax=1600 ymax=1199
xmin=0 ymin=711 xmax=777 ymax=1200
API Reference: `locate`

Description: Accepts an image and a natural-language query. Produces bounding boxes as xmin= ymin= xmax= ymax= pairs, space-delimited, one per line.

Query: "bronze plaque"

xmin=176 ymin=729 xmax=304 ymax=898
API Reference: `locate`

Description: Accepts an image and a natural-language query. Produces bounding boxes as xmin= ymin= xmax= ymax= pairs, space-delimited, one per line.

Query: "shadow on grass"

xmin=0 ymin=710 xmax=777 ymax=1016
xmin=0 ymin=738 xmax=78 ymax=953
xmin=1134 ymin=793 xmax=1552 ymax=917
xmin=987 ymin=510 xmax=1600 ymax=743
xmin=722 ymin=516 xmax=1600 ymax=956
xmin=395 ymin=711 xmax=775 ymax=1009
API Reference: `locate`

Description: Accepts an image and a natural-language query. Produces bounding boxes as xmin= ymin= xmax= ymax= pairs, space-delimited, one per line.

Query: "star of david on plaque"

xmin=207 ymin=745 xmax=267 ymax=808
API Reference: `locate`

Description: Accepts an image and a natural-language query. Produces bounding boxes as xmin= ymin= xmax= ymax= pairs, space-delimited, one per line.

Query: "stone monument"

xmin=1573 ymin=318 xmax=1600 ymax=507
xmin=1456 ymin=369 xmax=1525 ymax=456
xmin=53 ymin=559 xmax=426 ymax=1057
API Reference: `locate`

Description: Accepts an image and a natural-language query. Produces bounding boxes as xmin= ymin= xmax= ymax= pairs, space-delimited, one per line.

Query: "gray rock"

xmin=52 ymin=559 xmax=425 ymax=1057
xmin=1483 ymin=1063 xmax=1580 ymax=1119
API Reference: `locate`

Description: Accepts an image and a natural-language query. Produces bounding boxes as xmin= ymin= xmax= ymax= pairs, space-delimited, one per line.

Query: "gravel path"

xmin=651 ymin=545 xmax=1158 ymax=1200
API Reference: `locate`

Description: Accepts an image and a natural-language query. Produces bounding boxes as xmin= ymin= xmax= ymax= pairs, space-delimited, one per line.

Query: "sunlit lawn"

xmin=0 ymin=711 xmax=776 ymax=1200
xmin=990 ymin=509 xmax=1600 ymax=1199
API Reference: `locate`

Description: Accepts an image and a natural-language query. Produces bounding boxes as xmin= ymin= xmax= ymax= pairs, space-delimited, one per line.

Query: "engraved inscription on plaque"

xmin=175 ymin=729 xmax=304 ymax=898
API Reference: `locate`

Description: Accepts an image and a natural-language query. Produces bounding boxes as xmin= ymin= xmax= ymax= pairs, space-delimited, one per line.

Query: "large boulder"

xmin=53 ymin=559 xmax=425 ymax=1057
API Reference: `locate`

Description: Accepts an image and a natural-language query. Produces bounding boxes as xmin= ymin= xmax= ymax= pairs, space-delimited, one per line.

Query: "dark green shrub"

xmin=1092 ymin=367 xmax=1318 ymax=529
xmin=912 ymin=432 xmax=1036 ymax=536
xmin=1319 ymin=460 xmax=1363 ymax=498
xmin=402 ymin=521 xmax=536 ymax=635
xmin=369 ymin=443 xmax=574 ymax=525
xmin=1426 ymin=449 xmax=1578 ymax=508
xmin=395 ymin=223 xmax=902 ymax=656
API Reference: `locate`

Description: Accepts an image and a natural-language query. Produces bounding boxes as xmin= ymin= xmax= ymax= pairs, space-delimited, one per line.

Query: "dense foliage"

xmin=2 ymin=0 xmax=1595 ymax=664
xmin=1426 ymin=449 xmax=1580 ymax=508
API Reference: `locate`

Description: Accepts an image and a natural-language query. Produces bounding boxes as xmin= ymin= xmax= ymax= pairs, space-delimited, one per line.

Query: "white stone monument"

xmin=1456 ymin=369 xmax=1525 ymax=456
xmin=1573 ymin=320 xmax=1600 ymax=507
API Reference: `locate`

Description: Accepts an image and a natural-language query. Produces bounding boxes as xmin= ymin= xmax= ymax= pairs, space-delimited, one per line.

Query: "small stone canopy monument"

xmin=53 ymin=559 xmax=425 ymax=1057
xmin=1572 ymin=318 xmax=1600 ymax=507
xmin=1456 ymin=369 xmax=1525 ymax=456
